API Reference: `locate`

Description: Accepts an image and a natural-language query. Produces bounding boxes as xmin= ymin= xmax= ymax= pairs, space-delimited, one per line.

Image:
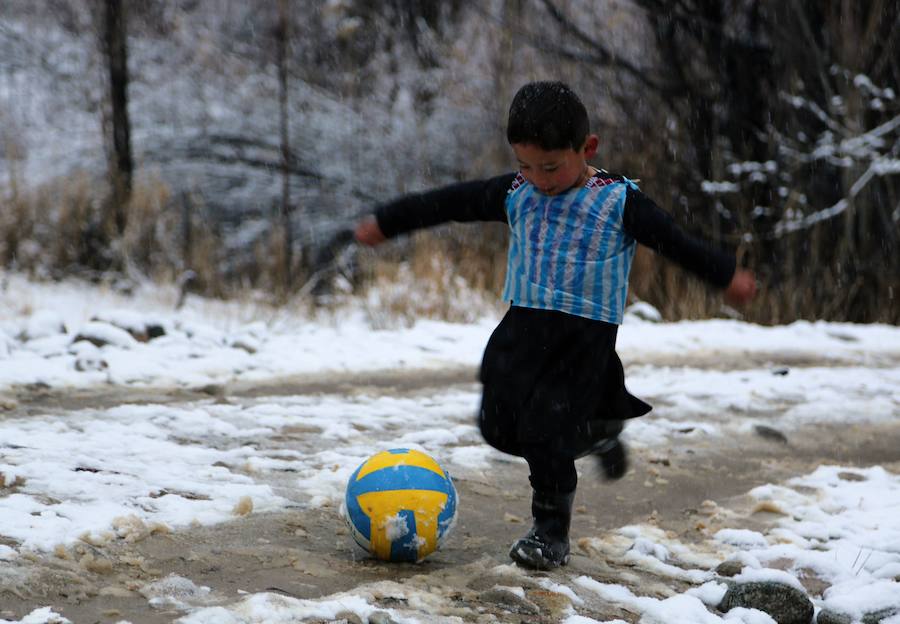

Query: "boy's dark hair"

xmin=506 ymin=81 xmax=589 ymax=151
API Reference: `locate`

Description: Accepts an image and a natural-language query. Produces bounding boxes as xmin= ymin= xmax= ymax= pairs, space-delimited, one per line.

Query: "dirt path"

xmin=1 ymin=371 xmax=899 ymax=623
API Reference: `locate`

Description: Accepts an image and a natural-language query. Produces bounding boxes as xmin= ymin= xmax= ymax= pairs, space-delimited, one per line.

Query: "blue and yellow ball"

xmin=343 ymin=448 xmax=458 ymax=562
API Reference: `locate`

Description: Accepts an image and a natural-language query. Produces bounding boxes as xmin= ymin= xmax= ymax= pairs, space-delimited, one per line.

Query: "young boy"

xmin=354 ymin=81 xmax=757 ymax=570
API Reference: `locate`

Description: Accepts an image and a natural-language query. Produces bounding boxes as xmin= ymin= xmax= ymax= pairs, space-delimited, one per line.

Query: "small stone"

xmin=333 ymin=611 xmax=364 ymax=624
xmin=72 ymin=321 xmax=137 ymax=349
xmin=199 ymin=384 xmax=225 ymax=396
xmin=863 ymin=607 xmax=900 ymax=624
xmin=837 ymin=471 xmax=866 ymax=482
xmin=826 ymin=330 xmax=858 ymax=342
xmin=816 ymin=609 xmax=851 ymax=624
xmin=715 ymin=560 xmax=744 ymax=577
xmin=754 ymin=425 xmax=789 ymax=444
xmin=718 ymin=581 xmax=813 ymax=624
xmin=75 ymin=356 xmax=108 ymax=372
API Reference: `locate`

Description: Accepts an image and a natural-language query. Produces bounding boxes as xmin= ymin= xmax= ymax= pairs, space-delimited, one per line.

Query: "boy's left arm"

xmin=623 ymin=187 xmax=756 ymax=306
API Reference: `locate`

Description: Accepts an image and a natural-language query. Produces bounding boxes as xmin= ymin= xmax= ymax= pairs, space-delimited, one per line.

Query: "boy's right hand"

xmin=354 ymin=216 xmax=387 ymax=246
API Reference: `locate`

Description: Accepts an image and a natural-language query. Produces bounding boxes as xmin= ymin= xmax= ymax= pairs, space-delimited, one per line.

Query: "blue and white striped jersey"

xmin=501 ymin=174 xmax=639 ymax=324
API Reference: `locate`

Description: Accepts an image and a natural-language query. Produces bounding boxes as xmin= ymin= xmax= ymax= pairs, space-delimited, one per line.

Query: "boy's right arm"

xmin=354 ymin=174 xmax=515 ymax=246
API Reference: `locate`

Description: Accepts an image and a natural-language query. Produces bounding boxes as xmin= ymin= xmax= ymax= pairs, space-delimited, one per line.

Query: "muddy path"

xmin=2 ymin=360 xmax=899 ymax=623
xmin=3 ymin=342 xmax=894 ymax=420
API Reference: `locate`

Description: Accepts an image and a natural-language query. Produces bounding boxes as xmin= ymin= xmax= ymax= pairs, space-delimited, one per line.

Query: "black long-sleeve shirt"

xmin=375 ymin=172 xmax=735 ymax=289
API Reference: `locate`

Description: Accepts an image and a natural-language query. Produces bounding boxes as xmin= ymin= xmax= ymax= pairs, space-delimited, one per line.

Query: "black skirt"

xmin=478 ymin=306 xmax=651 ymax=458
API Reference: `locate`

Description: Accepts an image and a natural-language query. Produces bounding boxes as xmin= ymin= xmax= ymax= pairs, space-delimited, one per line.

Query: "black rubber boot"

xmin=509 ymin=490 xmax=575 ymax=569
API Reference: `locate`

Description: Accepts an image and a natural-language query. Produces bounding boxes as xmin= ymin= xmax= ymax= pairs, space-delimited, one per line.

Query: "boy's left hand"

xmin=354 ymin=217 xmax=387 ymax=247
xmin=724 ymin=269 xmax=757 ymax=306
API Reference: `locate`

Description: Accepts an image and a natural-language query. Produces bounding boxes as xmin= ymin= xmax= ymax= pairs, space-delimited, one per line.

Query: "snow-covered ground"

xmin=1 ymin=273 xmax=899 ymax=623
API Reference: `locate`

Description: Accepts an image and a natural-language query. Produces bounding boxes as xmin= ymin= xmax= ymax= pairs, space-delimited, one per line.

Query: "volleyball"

xmin=343 ymin=448 xmax=458 ymax=562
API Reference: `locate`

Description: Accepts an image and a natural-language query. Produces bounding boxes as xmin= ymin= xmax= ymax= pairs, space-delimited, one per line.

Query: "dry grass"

xmin=359 ymin=226 xmax=506 ymax=327
xmin=3 ymin=173 xmax=895 ymax=326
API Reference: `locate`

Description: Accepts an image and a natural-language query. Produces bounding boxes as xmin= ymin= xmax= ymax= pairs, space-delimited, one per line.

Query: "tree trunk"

xmin=102 ymin=0 xmax=132 ymax=235
xmin=277 ymin=0 xmax=293 ymax=294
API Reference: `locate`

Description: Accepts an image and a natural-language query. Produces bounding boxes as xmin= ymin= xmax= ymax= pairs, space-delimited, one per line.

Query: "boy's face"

xmin=512 ymin=136 xmax=599 ymax=196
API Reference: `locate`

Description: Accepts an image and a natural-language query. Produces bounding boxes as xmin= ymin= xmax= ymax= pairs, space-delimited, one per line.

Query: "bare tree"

xmin=99 ymin=0 xmax=132 ymax=236
xmin=517 ymin=0 xmax=899 ymax=322
xmin=277 ymin=0 xmax=293 ymax=294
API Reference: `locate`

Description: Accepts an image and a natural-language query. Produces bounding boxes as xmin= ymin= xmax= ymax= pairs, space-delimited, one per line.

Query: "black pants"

xmin=478 ymin=306 xmax=649 ymax=492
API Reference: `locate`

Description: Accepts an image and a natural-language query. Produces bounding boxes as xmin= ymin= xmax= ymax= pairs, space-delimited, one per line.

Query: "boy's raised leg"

xmin=593 ymin=436 xmax=629 ymax=480
xmin=579 ymin=419 xmax=629 ymax=480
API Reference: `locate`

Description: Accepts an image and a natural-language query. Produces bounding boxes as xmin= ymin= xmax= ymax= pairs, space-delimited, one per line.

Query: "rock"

xmin=754 ymin=425 xmax=789 ymax=444
xmin=75 ymin=356 xmax=108 ymax=372
xmin=863 ymin=608 xmax=900 ymax=623
xmin=72 ymin=321 xmax=138 ymax=349
xmin=818 ymin=608 xmax=900 ymax=624
xmin=90 ymin=310 xmax=167 ymax=342
xmin=230 ymin=336 xmax=259 ymax=354
xmin=715 ymin=560 xmax=744 ymax=577
xmin=817 ymin=610 xmax=851 ymax=624
xmin=332 ymin=611 xmax=364 ymax=624
xmin=199 ymin=384 xmax=225 ymax=396
xmin=718 ymin=581 xmax=814 ymax=624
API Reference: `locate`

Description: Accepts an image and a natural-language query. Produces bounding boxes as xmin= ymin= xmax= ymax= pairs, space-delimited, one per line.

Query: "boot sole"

xmin=509 ymin=543 xmax=570 ymax=570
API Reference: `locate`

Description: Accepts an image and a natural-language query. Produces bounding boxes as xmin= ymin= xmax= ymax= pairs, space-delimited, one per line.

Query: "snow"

xmin=714 ymin=529 xmax=769 ymax=549
xmin=0 ymin=610 xmax=71 ymax=624
xmin=1 ymin=272 xmax=899 ymax=623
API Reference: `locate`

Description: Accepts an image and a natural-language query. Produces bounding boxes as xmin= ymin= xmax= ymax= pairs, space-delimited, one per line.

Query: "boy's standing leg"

xmin=508 ymin=424 xmax=629 ymax=570
xmin=508 ymin=448 xmax=577 ymax=569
